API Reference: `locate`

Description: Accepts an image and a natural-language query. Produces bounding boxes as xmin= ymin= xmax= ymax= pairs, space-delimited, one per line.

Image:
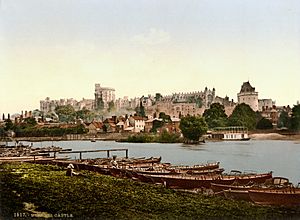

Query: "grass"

xmin=0 ymin=162 xmax=299 ymax=219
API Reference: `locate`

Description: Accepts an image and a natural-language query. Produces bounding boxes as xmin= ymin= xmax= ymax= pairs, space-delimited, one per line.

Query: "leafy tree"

xmin=150 ymin=119 xmax=164 ymax=133
xmin=203 ymin=103 xmax=228 ymax=129
xmin=290 ymin=104 xmax=300 ymax=131
xmin=159 ymin=112 xmax=171 ymax=123
xmin=108 ymin=101 xmax=115 ymax=112
xmin=179 ymin=115 xmax=208 ymax=143
xmin=76 ymin=109 xmax=92 ymax=121
xmin=228 ymin=103 xmax=257 ymax=130
xmin=0 ymin=127 xmax=5 ymax=137
xmin=96 ymin=97 xmax=104 ymax=111
xmin=55 ymin=105 xmax=76 ymax=123
xmin=135 ymin=101 xmax=146 ymax=117
xmin=23 ymin=117 xmax=37 ymax=127
xmin=256 ymin=117 xmax=273 ymax=130
xmin=4 ymin=119 xmax=14 ymax=131
xmin=277 ymin=111 xmax=290 ymax=128
xmin=155 ymin=93 xmax=162 ymax=102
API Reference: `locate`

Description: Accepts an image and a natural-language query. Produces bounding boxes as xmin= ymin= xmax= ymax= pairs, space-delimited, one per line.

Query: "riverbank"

xmin=249 ymin=133 xmax=300 ymax=141
xmin=2 ymin=131 xmax=300 ymax=143
xmin=1 ymin=162 xmax=299 ymax=219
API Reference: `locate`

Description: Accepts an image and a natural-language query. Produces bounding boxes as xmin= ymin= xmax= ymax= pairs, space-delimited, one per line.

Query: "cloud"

xmin=133 ymin=28 xmax=171 ymax=46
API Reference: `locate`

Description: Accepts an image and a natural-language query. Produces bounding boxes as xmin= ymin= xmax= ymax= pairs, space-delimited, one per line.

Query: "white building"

xmin=129 ymin=116 xmax=145 ymax=133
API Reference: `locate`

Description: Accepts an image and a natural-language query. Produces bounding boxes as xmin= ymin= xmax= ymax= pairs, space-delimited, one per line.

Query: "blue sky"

xmin=1 ymin=0 xmax=300 ymax=115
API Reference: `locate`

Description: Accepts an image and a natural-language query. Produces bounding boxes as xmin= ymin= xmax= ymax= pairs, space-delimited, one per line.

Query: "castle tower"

xmin=94 ymin=83 xmax=115 ymax=109
xmin=237 ymin=81 xmax=258 ymax=111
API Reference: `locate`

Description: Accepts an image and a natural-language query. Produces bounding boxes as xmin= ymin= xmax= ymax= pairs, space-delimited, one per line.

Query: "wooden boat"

xmin=249 ymin=188 xmax=300 ymax=206
xmin=186 ymin=168 xmax=224 ymax=175
xmin=211 ymin=175 xmax=284 ymax=194
xmin=211 ymin=182 xmax=255 ymax=193
xmin=223 ymin=189 xmax=252 ymax=202
xmin=144 ymin=174 xmax=236 ymax=189
xmin=227 ymin=172 xmax=273 ymax=185
xmin=166 ymin=162 xmax=220 ymax=172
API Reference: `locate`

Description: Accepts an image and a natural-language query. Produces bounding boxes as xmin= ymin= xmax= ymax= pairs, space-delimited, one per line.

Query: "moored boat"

xmin=166 ymin=162 xmax=220 ymax=171
xmin=223 ymin=189 xmax=252 ymax=202
xmin=144 ymin=174 xmax=236 ymax=189
xmin=231 ymin=172 xmax=273 ymax=185
xmin=249 ymin=188 xmax=300 ymax=206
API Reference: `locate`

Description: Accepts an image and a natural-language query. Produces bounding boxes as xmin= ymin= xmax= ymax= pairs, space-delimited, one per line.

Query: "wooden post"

xmin=79 ymin=152 xmax=82 ymax=160
xmin=107 ymin=150 xmax=110 ymax=158
xmin=54 ymin=152 xmax=56 ymax=159
xmin=125 ymin=149 xmax=128 ymax=158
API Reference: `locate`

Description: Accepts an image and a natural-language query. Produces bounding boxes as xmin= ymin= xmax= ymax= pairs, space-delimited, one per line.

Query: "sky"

xmin=1 ymin=0 xmax=300 ymax=115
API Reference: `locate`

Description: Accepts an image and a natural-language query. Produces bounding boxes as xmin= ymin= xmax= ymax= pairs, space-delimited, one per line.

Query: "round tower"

xmin=237 ymin=81 xmax=258 ymax=111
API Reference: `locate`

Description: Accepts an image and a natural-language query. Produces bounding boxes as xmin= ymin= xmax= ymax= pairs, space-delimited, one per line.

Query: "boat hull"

xmin=249 ymin=189 xmax=300 ymax=206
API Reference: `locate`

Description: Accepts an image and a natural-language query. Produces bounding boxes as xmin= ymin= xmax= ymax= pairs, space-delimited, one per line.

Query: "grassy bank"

xmin=0 ymin=162 xmax=299 ymax=219
xmin=122 ymin=131 xmax=183 ymax=143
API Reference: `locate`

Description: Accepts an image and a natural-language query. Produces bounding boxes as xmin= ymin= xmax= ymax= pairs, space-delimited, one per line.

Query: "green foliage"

xmin=155 ymin=93 xmax=162 ymax=102
xmin=0 ymin=127 xmax=5 ymax=137
xmin=203 ymin=103 xmax=228 ymax=129
xmin=228 ymin=103 xmax=257 ymax=130
xmin=23 ymin=117 xmax=37 ymax=127
xmin=135 ymin=101 xmax=146 ymax=117
xmin=0 ymin=163 xmax=295 ymax=219
xmin=96 ymin=97 xmax=104 ymax=111
xmin=290 ymin=105 xmax=300 ymax=131
xmin=13 ymin=124 xmax=88 ymax=137
xmin=4 ymin=119 xmax=14 ymax=131
xmin=108 ymin=101 xmax=115 ymax=112
xmin=157 ymin=129 xmax=181 ymax=143
xmin=76 ymin=109 xmax=93 ymax=122
xmin=256 ymin=117 xmax=273 ymax=130
xmin=55 ymin=105 xmax=76 ymax=123
xmin=124 ymin=131 xmax=181 ymax=143
xmin=277 ymin=111 xmax=290 ymax=129
xmin=150 ymin=120 xmax=164 ymax=133
xmin=159 ymin=112 xmax=171 ymax=123
xmin=179 ymin=115 xmax=208 ymax=143
xmin=125 ymin=133 xmax=156 ymax=143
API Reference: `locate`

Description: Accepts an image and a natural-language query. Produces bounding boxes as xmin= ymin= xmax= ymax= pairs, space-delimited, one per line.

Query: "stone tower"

xmin=237 ymin=81 xmax=258 ymax=112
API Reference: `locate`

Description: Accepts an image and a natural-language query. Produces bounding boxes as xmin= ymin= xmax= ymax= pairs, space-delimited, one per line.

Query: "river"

xmin=31 ymin=139 xmax=300 ymax=185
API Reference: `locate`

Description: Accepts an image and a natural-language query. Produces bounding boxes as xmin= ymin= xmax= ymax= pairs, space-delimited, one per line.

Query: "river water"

xmin=32 ymin=140 xmax=300 ymax=185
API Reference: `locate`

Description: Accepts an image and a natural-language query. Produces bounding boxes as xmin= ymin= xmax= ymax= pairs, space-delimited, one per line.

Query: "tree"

xmin=228 ymin=103 xmax=257 ymax=130
xmin=108 ymin=101 xmax=115 ymax=112
xmin=290 ymin=104 xmax=300 ymax=131
xmin=155 ymin=93 xmax=162 ymax=102
xmin=203 ymin=103 xmax=228 ymax=129
xmin=23 ymin=117 xmax=37 ymax=127
xmin=55 ymin=105 xmax=76 ymax=123
xmin=96 ymin=97 xmax=104 ymax=111
xmin=256 ymin=117 xmax=273 ymax=130
xmin=179 ymin=115 xmax=208 ymax=143
xmin=4 ymin=119 xmax=14 ymax=131
xmin=277 ymin=111 xmax=290 ymax=128
xmin=135 ymin=101 xmax=146 ymax=117
xmin=76 ymin=109 xmax=92 ymax=122
xmin=159 ymin=112 xmax=171 ymax=123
